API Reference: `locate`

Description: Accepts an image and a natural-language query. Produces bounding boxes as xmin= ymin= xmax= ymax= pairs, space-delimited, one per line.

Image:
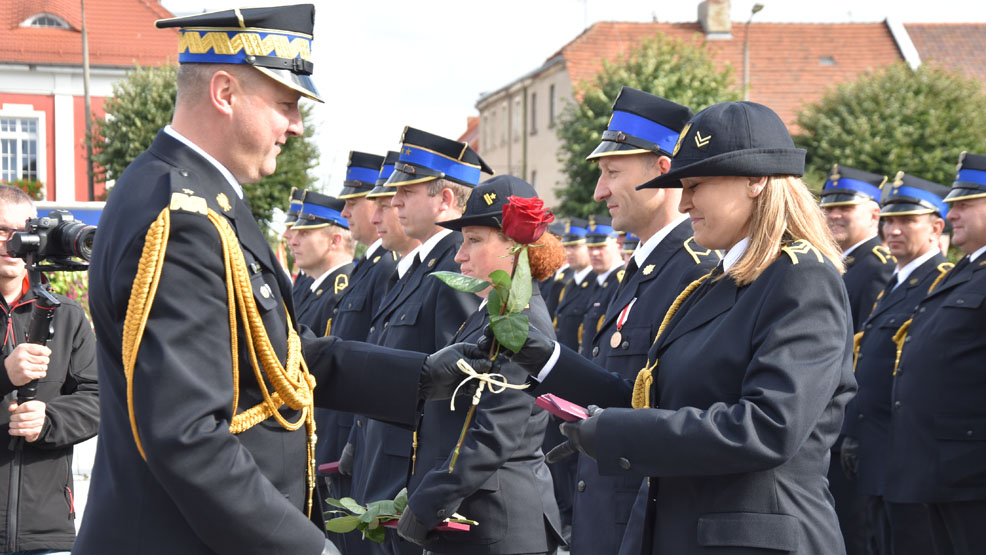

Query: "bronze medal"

xmin=610 ymin=330 xmax=622 ymax=349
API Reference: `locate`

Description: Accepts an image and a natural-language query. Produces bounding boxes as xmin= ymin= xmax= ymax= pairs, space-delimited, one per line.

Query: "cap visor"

xmin=253 ymin=66 xmax=323 ymax=103
xmin=439 ymin=212 xmax=502 ymax=232
xmin=585 ymin=141 xmax=651 ymax=161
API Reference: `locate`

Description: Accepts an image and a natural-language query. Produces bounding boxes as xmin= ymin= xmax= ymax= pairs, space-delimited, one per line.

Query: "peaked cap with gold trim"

xmin=880 ymin=171 xmax=949 ymax=218
xmin=155 ymin=4 xmax=322 ymax=102
xmin=283 ymin=186 xmax=306 ymax=227
xmin=339 ymin=151 xmax=385 ymax=199
xmin=367 ymin=151 xmax=401 ymax=198
xmin=945 ymin=151 xmax=986 ymax=203
xmin=386 ymin=126 xmax=492 ymax=188
xmin=585 ymin=215 xmax=616 ymax=247
xmin=587 ymin=86 xmax=693 ymax=160
xmin=639 ymin=101 xmax=805 ymax=189
xmin=440 ymin=175 xmax=539 ymax=231
xmin=293 ymin=191 xmax=348 ymax=230
xmin=561 ymin=217 xmax=589 ymax=246
xmin=818 ymin=164 xmax=887 ymax=207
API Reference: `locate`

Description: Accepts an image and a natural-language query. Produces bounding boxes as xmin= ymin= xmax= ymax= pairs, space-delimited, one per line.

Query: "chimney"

xmin=698 ymin=0 xmax=732 ymax=39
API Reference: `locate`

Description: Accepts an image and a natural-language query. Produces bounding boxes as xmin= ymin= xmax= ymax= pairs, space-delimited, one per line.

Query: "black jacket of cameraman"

xmin=0 ymin=282 xmax=99 ymax=552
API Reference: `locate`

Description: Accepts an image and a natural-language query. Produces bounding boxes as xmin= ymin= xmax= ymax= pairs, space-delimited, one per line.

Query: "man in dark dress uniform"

xmin=348 ymin=127 xmax=484 ymax=554
xmin=75 ymin=8 xmax=481 ymax=554
xmin=572 ymin=87 xmax=717 ymax=555
xmin=284 ymin=187 xmax=314 ymax=306
xmin=842 ymin=172 xmax=950 ymax=555
xmin=819 ymin=163 xmax=895 ymax=555
xmin=885 ymin=152 xmax=986 ymax=555
xmin=579 ymin=216 xmax=623 ymax=358
xmin=538 ymin=221 xmax=572 ymax=317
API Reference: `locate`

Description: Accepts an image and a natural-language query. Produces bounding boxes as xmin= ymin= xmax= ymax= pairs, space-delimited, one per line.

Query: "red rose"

xmin=501 ymin=196 xmax=554 ymax=244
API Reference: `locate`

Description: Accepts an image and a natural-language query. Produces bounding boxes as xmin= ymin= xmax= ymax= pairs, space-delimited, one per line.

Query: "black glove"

xmin=396 ymin=506 xmax=432 ymax=546
xmin=419 ymin=343 xmax=492 ymax=400
xmin=338 ymin=442 xmax=354 ymax=476
xmin=840 ymin=436 xmax=859 ymax=480
xmin=478 ymin=324 xmax=556 ymax=378
xmin=321 ymin=539 xmax=342 ymax=555
xmin=545 ymin=405 xmax=603 ymax=463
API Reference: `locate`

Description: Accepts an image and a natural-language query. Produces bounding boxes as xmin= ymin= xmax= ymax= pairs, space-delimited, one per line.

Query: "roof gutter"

xmin=886 ymin=17 xmax=921 ymax=70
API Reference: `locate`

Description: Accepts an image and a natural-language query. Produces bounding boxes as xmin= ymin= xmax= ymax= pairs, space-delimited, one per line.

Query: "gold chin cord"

xmin=122 ymin=207 xmax=318 ymax=517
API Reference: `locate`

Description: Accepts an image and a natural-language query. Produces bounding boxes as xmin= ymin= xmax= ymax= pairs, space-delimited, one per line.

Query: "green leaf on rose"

xmin=488 ymin=269 xmax=512 ymax=303
xmin=364 ymin=524 xmax=386 ymax=543
xmin=491 ymin=312 xmax=530 ymax=352
xmin=394 ymin=488 xmax=408 ymax=513
xmin=359 ymin=503 xmax=381 ymax=524
xmin=431 ymin=271 xmax=491 ymax=293
xmin=325 ymin=515 xmax=361 ymax=533
xmin=487 ymin=287 xmax=503 ymax=320
xmin=506 ymin=248 xmax=532 ymax=313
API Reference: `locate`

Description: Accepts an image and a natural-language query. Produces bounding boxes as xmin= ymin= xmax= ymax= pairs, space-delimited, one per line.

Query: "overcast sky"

xmin=159 ymin=0 xmax=986 ymax=192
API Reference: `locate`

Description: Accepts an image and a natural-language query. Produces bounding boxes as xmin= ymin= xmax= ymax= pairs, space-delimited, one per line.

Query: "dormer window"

xmin=22 ymin=13 xmax=70 ymax=29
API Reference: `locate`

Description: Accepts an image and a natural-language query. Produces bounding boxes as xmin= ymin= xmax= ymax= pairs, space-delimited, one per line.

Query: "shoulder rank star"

xmin=642 ymin=264 xmax=655 ymax=276
xmin=216 ymin=193 xmax=232 ymax=212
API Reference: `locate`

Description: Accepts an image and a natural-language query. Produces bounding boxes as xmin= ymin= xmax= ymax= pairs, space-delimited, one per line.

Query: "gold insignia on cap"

xmin=216 ymin=193 xmax=232 ymax=212
xmin=428 ymin=258 xmax=435 ymax=268
xmin=483 ymin=192 xmax=497 ymax=206
xmin=643 ymin=264 xmax=655 ymax=276
xmin=694 ymin=131 xmax=711 ymax=149
xmin=672 ymin=123 xmax=691 ymax=157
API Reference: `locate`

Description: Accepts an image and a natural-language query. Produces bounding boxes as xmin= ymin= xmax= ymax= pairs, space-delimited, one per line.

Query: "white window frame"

xmin=0 ymin=104 xmax=47 ymax=197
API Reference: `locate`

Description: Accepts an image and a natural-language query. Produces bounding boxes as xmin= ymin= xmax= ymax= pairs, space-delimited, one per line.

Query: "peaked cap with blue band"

xmin=639 ymin=101 xmax=805 ymax=189
xmin=585 ymin=215 xmax=617 ymax=247
xmin=818 ymin=164 xmax=887 ymax=207
xmin=385 ymin=126 xmax=493 ymax=188
xmin=284 ymin=187 xmax=306 ymax=226
xmin=339 ymin=151 xmax=385 ymax=199
xmin=440 ymin=175 xmax=540 ymax=231
xmin=366 ymin=151 xmax=400 ymax=198
xmin=155 ymin=4 xmax=322 ymax=103
xmin=945 ymin=152 xmax=986 ymax=203
xmin=293 ymin=191 xmax=348 ymax=230
xmin=880 ymin=171 xmax=949 ymax=218
xmin=587 ymin=86 xmax=694 ymax=160
xmin=622 ymin=233 xmax=640 ymax=253
xmin=562 ymin=217 xmax=589 ymax=246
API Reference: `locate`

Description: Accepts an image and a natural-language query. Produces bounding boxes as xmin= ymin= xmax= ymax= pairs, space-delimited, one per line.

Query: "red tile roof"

xmin=458 ymin=116 xmax=479 ymax=150
xmin=906 ymin=23 xmax=986 ymax=84
xmin=1 ymin=0 xmax=177 ymax=67
xmin=554 ymin=21 xmax=905 ymax=128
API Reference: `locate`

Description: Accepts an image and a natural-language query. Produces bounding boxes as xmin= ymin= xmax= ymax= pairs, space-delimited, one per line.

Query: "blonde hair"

xmin=730 ymin=175 xmax=844 ymax=286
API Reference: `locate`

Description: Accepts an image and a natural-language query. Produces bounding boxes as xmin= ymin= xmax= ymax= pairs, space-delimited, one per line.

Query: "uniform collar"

xmin=842 ymin=235 xmax=877 ymax=259
xmin=163 ymin=125 xmax=244 ymax=199
xmin=416 ymin=228 xmax=453 ymax=263
xmin=572 ymin=265 xmax=594 ymax=285
xmin=364 ymin=238 xmax=384 ymax=259
xmin=632 ymin=214 xmax=689 ymax=267
xmin=310 ymin=261 xmax=352 ymax=292
xmin=970 ymin=243 xmax=986 ymax=263
xmin=722 ymin=237 xmax=749 ymax=273
xmin=893 ymin=248 xmax=940 ymax=288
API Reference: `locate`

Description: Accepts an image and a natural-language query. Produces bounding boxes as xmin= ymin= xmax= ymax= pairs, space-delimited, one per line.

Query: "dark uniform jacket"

xmin=553 ymin=269 xmax=595 ymax=351
xmin=349 ymin=232 xmax=479 ymax=508
xmin=842 ymin=236 xmax=895 ymax=331
xmin=539 ymin=267 xmax=573 ymax=318
xmin=845 ymin=252 xmax=947 ymax=497
xmin=293 ymin=271 xmax=313 ymax=309
xmin=0 ymin=287 xmax=98 ymax=553
xmin=535 ymin=243 xmax=856 ymax=554
xmin=572 ymin=222 xmax=718 ymax=555
xmin=407 ymin=289 xmax=563 ymax=554
xmin=885 ymin=254 xmax=986 ymax=504
xmin=76 ymin=131 xmax=426 ymax=555
xmin=578 ymin=268 xmax=622 ymax=358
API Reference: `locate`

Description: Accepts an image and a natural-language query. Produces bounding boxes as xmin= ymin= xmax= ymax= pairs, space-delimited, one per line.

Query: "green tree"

xmin=796 ymin=62 xmax=986 ymax=188
xmin=555 ymin=33 xmax=740 ymax=218
xmin=90 ymin=64 xmax=319 ymax=235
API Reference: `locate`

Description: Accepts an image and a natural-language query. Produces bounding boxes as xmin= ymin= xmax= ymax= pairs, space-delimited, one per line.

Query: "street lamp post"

xmin=743 ymin=3 xmax=764 ymax=101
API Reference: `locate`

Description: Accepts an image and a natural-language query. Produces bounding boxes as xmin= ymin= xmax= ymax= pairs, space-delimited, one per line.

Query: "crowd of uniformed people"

xmin=51 ymin=4 xmax=986 ymax=555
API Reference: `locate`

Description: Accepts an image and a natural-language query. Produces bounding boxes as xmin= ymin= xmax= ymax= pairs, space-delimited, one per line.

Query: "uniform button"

xmin=866 ymin=324 xmax=873 ymax=330
xmin=400 ymin=314 xmax=406 ymax=321
xmin=333 ymin=307 xmax=339 ymax=314
xmin=179 ymin=169 xmax=189 ymax=177
xmin=437 ymin=509 xmax=447 ymax=518
xmin=919 ymin=307 xmax=926 ymax=313
xmin=384 ymin=321 xmax=389 ymax=328
xmin=956 ymin=298 xmax=965 ymax=305
xmin=858 ymin=413 xmax=864 ymax=420
xmin=591 ymin=346 xmax=599 ymax=357
xmin=967 ymin=430 xmax=974 ymax=437
xmin=894 ymin=401 xmax=902 ymax=409
xmin=618 ymin=457 xmax=631 ymax=470
xmin=905 ymin=336 xmax=911 ymax=343
xmin=369 ymin=326 xmax=376 ymax=334
xmin=357 ymin=420 xmax=363 ymax=427
xmin=621 ymin=341 xmax=629 ymax=350
xmin=577 ymin=480 xmax=586 ymax=492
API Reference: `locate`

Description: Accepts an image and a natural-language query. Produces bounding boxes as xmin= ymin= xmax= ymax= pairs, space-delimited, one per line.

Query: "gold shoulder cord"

xmin=631 ymin=272 xmax=711 ymax=409
xmin=122 ymin=206 xmax=318 ymax=517
xmin=891 ymin=262 xmax=954 ymax=377
xmin=852 ymin=331 xmax=864 ymax=372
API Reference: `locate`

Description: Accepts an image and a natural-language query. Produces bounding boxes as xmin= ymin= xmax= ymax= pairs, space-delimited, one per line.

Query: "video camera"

xmin=7 ymin=209 xmax=95 ymax=271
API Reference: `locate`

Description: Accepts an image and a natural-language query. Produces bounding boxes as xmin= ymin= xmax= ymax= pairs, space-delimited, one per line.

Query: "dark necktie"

xmin=616 ymin=258 xmax=638 ymax=296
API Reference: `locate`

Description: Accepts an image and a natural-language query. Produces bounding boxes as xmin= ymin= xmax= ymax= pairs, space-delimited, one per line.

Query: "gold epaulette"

xmin=928 ymin=262 xmax=955 ymax=293
xmin=872 ymin=245 xmax=895 ymax=265
xmin=891 ymin=318 xmax=913 ymax=375
xmin=617 ymin=269 xmax=625 ymax=283
xmin=683 ymin=236 xmax=721 ymax=264
xmin=852 ymin=331 xmax=864 ymax=372
xmin=577 ymin=322 xmax=584 ymax=347
xmin=781 ymin=239 xmax=824 ymax=265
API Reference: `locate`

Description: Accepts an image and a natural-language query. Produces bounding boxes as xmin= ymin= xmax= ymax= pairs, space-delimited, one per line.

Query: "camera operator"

xmin=0 ymin=185 xmax=99 ymax=554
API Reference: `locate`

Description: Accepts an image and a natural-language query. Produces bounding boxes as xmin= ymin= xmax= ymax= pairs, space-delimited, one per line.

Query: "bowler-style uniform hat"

xmin=561 ymin=217 xmax=589 ymax=246
xmin=639 ymin=101 xmax=806 ymax=189
xmin=585 ymin=215 xmax=617 ymax=247
xmin=284 ymin=187 xmax=306 ymax=227
xmin=587 ymin=86 xmax=694 ymax=160
xmin=880 ymin=172 xmax=949 ymax=219
xmin=339 ymin=151 xmax=385 ymax=199
xmin=386 ymin=127 xmax=493 ymax=188
xmin=440 ymin=175 xmax=539 ymax=231
xmin=944 ymin=152 xmax=986 ymax=203
xmin=367 ymin=151 xmax=401 ymax=199
xmin=293 ymin=191 xmax=348 ymax=230
xmin=818 ymin=165 xmax=888 ymax=208
xmin=155 ymin=4 xmax=323 ymax=102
